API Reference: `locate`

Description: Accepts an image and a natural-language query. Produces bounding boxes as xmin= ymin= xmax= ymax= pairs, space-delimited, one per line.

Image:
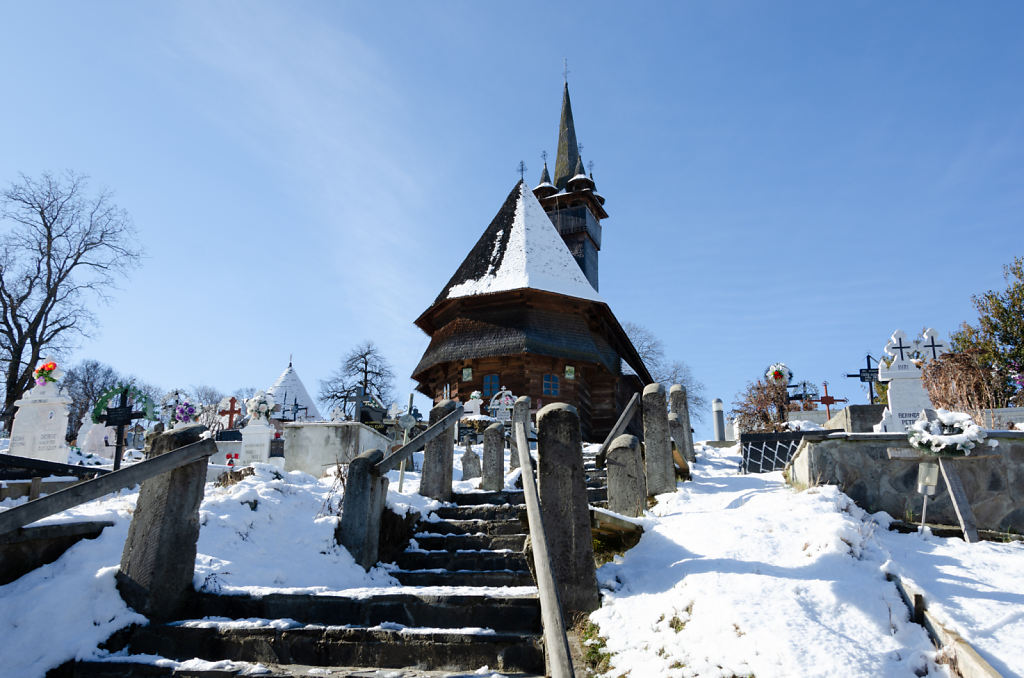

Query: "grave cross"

xmin=218 ymin=396 xmax=242 ymax=429
xmin=97 ymin=387 xmax=149 ymax=471
xmin=890 ymin=336 xmax=911 ymax=361
xmin=922 ymin=335 xmax=945 ymax=360
xmin=814 ymin=381 xmax=848 ymax=420
xmin=845 ymin=354 xmax=879 ymax=404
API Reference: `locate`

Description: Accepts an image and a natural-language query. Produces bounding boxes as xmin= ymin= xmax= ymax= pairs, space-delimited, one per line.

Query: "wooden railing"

xmin=0 ymin=438 xmax=217 ymax=535
xmin=375 ymin=404 xmax=463 ymax=474
xmin=514 ymin=408 xmax=574 ymax=678
xmin=595 ymin=391 xmax=639 ymax=467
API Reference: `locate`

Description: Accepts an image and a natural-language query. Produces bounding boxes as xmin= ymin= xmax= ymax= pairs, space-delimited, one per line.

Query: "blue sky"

xmin=2 ymin=2 xmax=1022 ymax=439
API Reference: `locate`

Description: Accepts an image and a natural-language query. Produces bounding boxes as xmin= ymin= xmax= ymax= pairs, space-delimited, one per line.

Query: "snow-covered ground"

xmin=1 ymin=441 xmax=1022 ymax=677
xmin=590 ymin=442 xmax=1024 ymax=678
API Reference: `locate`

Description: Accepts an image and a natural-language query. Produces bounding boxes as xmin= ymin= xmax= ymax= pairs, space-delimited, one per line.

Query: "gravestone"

xmin=421 ymin=400 xmax=457 ymax=501
xmin=606 ymin=434 xmax=646 ymax=517
xmin=77 ymin=415 xmax=114 ymax=457
xmin=240 ymin=417 xmax=273 ymax=466
xmin=875 ymin=328 xmax=947 ymax=433
xmin=461 ymin=434 xmax=481 ymax=480
xmin=464 ymin=391 xmax=485 ymax=417
xmin=669 ymin=384 xmax=696 ymax=463
xmin=482 ymin=422 xmax=504 ymax=491
xmin=489 ymin=387 xmax=516 ymax=424
xmin=8 ymin=363 xmax=71 ymax=464
xmin=536 ymin=403 xmax=600 ymax=617
xmin=642 ymin=383 xmax=674 ymax=495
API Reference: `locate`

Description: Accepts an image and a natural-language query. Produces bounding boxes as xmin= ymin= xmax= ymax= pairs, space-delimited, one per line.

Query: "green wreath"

xmin=92 ymin=383 xmax=157 ymax=424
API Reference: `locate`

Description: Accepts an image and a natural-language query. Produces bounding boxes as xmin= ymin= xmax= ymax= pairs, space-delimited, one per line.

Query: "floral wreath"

xmin=907 ymin=409 xmax=996 ymax=456
xmin=765 ymin=362 xmax=791 ymax=386
xmin=33 ymin=360 xmax=59 ymax=386
xmin=246 ymin=390 xmax=276 ymax=422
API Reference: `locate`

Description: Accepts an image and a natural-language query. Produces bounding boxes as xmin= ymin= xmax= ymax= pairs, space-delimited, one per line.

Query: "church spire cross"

xmin=563 ymin=57 xmax=570 ymax=84
xmin=517 ymin=160 xmax=527 ymax=181
xmin=553 ymin=81 xmax=580 ymax=190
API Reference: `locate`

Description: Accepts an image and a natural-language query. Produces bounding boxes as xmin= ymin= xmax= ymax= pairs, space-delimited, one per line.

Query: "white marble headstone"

xmin=874 ymin=328 xmax=948 ymax=433
xmin=488 ymin=388 xmax=516 ymax=423
xmin=77 ymin=415 xmax=114 ymax=457
xmin=239 ymin=418 xmax=274 ymax=466
xmin=8 ymin=379 xmax=72 ymax=464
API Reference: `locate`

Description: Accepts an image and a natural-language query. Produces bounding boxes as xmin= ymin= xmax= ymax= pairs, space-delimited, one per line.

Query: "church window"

xmin=543 ymin=374 xmax=559 ymax=396
xmin=483 ymin=374 xmax=500 ymax=397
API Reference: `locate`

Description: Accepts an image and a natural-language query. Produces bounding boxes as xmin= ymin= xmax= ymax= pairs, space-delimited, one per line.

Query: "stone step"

xmin=188 ymin=591 xmax=540 ymax=634
xmin=414 ymin=533 xmax=526 ymax=552
xmin=433 ymin=505 xmax=523 ymax=521
xmin=391 ymin=569 xmax=534 ymax=587
xmin=393 ymin=549 xmax=527 ymax=572
xmin=416 ymin=518 xmax=524 ymax=536
xmin=450 ymin=487 xmax=606 ymax=507
xmin=59 ymin=660 xmax=546 ymax=677
xmin=103 ymin=625 xmax=545 ymax=674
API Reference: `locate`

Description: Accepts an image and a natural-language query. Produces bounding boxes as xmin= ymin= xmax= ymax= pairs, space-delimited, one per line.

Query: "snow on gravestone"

xmin=77 ymin=414 xmax=115 ymax=457
xmin=874 ymin=328 xmax=947 ymax=433
xmin=8 ymin=362 xmax=72 ymax=463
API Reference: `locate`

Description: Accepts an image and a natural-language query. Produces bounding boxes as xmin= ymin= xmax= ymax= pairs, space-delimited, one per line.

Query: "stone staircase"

xmin=51 ymin=450 xmax=610 ymax=677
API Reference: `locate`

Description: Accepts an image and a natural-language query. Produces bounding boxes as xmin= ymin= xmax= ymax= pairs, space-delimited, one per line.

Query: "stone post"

xmin=642 ymin=383 xmax=674 ymax=496
xmin=713 ymin=398 xmax=726 ymax=442
xmin=461 ymin=435 xmax=481 ymax=480
xmin=339 ymin=448 xmax=388 ymax=570
xmin=117 ymin=424 xmax=213 ymax=620
xmin=606 ymin=434 xmax=646 ymax=517
xmin=536 ymin=403 xmax=599 ymax=618
xmin=482 ymin=422 xmax=504 ymax=491
xmin=669 ymin=384 xmax=696 ymax=462
xmin=420 ymin=399 xmax=456 ymax=501
xmin=510 ymin=397 xmax=531 ymax=471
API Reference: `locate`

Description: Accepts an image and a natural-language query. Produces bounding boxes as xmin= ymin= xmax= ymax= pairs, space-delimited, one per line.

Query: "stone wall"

xmin=824 ymin=405 xmax=887 ymax=433
xmin=787 ymin=432 xmax=1024 ymax=532
xmin=283 ymin=422 xmax=392 ymax=477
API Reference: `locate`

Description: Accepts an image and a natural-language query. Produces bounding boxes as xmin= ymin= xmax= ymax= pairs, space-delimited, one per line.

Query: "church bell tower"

xmin=533 ymin=82 xmax=608 ymax=292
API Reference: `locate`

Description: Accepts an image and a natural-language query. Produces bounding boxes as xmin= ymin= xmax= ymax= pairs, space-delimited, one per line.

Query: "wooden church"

xmin=412 ymin=84 xmax=651 ymax=440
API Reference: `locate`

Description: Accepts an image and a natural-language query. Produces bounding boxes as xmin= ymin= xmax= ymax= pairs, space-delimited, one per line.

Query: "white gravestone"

xmin=488 ymin=387 xmax=516 ymax=424
xmin=8 ymin=372 xmax=72 ymax=464
xmin=464 ymin=391 xmax=484 ymax=417
xmin=77 ymin=414 xmax=115 ymax=457
xmin=874 ymin=328 xmax=947 ymax=433
xmin=239 ymin=391 xmax=275 ymax=466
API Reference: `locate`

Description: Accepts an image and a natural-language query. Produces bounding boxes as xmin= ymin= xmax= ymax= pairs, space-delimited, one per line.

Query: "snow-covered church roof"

xmin=266 ymin=362 xmax=322 ymax=421
xmin=435 ymin=180 xmax=603 ymax=305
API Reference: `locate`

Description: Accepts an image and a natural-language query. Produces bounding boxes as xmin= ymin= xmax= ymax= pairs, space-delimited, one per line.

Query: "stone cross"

xmin=876 ymin=328 xmax=948 ymax=433
xmin=218 ymin=397 xmax=242 ymax=429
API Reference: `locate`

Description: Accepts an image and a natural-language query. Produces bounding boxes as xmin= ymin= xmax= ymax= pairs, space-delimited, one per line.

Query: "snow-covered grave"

xmin=1 ymin=431 xmax=1023 ymax=676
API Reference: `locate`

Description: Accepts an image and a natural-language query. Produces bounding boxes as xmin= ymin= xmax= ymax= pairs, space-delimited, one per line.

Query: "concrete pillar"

xmin=536 ymin=403 xmax=599 ymax=618
xmin=713 ymin=398 xmax=726 ymax=441
xmin=339 ymin=448 xmax=388 ymax=570
xmin=421 ymin=400 xmax=456 ymax=501
xmin=669 ymin=384 xmax=696 ymax=462
xmin=606 ymin=434 xmax=646 ymax=517
xmin=482 ymin=422 xmax=504 ymax=491
xmin=461 ymin=435 xmax=481 ymax=480
xmin=642 ymin=383 xmax=674 ymax=496
xmin=116 ymin=424 xmax=212 ymax=620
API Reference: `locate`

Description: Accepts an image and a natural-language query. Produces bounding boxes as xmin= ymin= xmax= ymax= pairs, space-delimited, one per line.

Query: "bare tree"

xmin=731 ymin=380 xmax=790 ymax=434
xmin=0 ymin=172 xmax=141 ymax=430
xmin=192 ymin=384 xmax=226 ymax=432
xmin=623 ymin=322 xmax=707 ymax=419
xmin=320 ymin=341 xmax=395 ymax=415
xmin=62 ymin=359 xmax=121 ymax=441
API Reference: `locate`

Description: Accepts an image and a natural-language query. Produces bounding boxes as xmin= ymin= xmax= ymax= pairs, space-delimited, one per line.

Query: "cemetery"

xmin=2 ymin=14 xmax=1024 ymax=678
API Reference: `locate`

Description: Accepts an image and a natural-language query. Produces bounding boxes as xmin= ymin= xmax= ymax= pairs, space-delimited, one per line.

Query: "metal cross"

xmin=517 ymin=160 xmax=527 ymax=181
xmin=541 ymin=150 xmax=547 ymax=165
xmin=563 ymin=58 xmax=570 ymax=83
xmin=891 ymin=336 xmax=911 ymax=361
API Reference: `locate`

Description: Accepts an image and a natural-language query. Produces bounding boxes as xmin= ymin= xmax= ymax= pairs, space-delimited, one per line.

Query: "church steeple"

xmin=553 ymin=82 xmax=580 ymax=191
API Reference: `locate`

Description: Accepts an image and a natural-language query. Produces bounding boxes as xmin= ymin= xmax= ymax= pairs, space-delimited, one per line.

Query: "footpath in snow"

xmin=590 ymin=442 xmax=1023 ymax=678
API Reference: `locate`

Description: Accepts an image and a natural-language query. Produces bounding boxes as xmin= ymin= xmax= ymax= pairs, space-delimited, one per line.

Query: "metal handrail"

xmin=0 ymin=437 xmax=217 ymax=535
xmin=595 ymin=391 xmax=640 ymax=467
xmin=515 ymin=420 xmax=574 ymax=678
xmin=374 ymin=404 xmax=464 ymax=474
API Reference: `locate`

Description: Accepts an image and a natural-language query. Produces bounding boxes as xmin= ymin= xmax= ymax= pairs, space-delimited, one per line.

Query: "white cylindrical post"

xmin=713 ymin=398 xmax=725 ymax=442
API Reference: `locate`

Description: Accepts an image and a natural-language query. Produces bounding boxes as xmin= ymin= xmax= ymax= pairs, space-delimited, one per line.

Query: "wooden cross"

xmin=218 ymin=396 xmax=242 ymax=429
xmin=815 ymin=381 xmax=848 ymax=419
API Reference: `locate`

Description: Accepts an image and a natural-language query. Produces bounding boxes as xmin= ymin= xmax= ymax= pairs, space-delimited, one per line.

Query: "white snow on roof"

xmin=446 ymin=182 xmax=603 ymax=302
xmin=267 ymin=363 xmax=322 ymax=421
